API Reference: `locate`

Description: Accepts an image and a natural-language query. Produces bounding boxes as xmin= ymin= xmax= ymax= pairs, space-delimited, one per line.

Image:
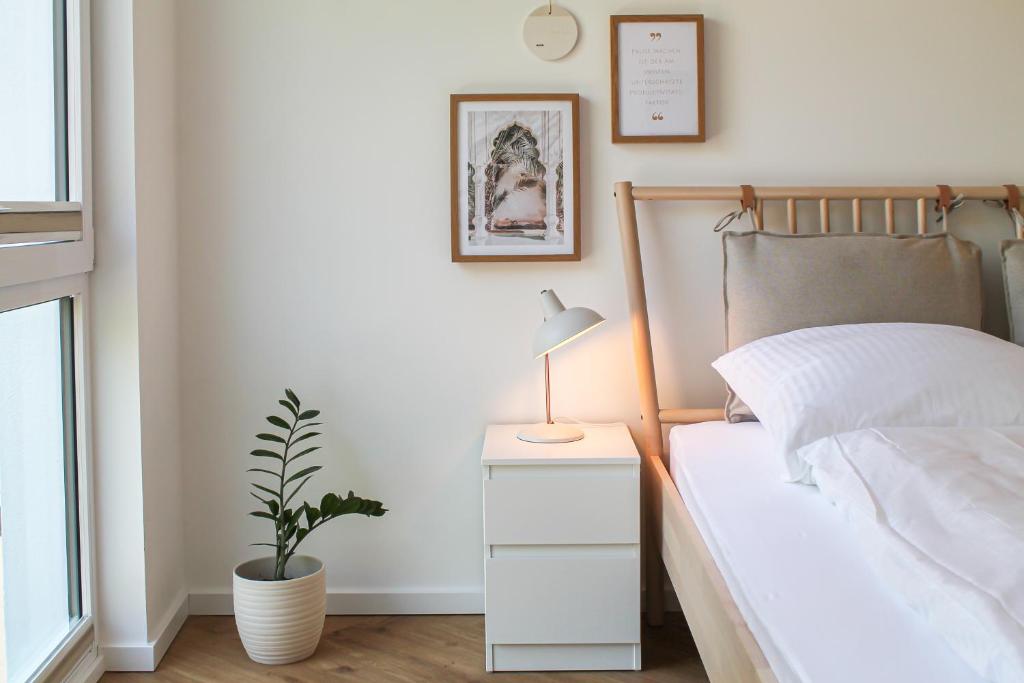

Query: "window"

xmin=0 ymin=299 xmax=81 ymax=683
xmin=0 ymin=0 xmax=94 ymax=680
xmin=0 ymin=0 xmax=68 ymax=203
xmin=0 ymin=0 xmax=88 ymax=276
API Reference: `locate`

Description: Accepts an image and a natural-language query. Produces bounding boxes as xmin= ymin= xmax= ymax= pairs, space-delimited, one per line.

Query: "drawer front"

xmin=484 ymin=471 xmax=638 ymax=545
xmin=490 ymin=643 xmax=639 ymax=672
xmin=485 ymin=555 xmax=640 ymax=644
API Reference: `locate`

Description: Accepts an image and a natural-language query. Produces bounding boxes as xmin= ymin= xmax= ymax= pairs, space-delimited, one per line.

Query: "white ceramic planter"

xmin=233 ymin=555 xmax=326 ymax=665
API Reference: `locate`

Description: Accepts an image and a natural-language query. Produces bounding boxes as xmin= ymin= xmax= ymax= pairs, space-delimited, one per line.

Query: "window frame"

xmin=0 ymin=275 xmax=98 ymax=683
xmin=0 ymin=0 xmax=99 ymax=679
xmin=0 ymin=0 xmax=92 ymax=290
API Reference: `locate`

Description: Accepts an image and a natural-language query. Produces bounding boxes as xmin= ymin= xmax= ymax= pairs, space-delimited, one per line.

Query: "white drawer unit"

xmin=482 ymin=423 xmax=641 ymax=672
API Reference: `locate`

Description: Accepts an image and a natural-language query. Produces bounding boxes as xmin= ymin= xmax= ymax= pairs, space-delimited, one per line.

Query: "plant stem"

xmin=274 ymin=419 xmax=296 ymax=580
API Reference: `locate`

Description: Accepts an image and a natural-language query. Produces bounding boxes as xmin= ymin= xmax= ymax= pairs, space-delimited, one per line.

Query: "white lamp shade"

xmin=532 ymin=290 xmax=605 ymax=358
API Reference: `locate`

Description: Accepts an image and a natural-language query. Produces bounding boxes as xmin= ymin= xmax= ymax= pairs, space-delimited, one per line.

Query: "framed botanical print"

xmin=610 ymin=15 xmax=705 ymax=143
xmin=450 ymin=93 xmax=580 ymax=262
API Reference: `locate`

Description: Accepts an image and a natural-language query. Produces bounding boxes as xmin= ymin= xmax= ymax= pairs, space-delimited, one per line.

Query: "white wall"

xmin=175 ymin=0 xmax=1024 ymax=606
xmin=132 ymin=0 xmax=187 ymax=642
xmin=91 ymin=0 xmax=149 ymax=647
xmin=91 ymin=0 xmax=186 ymax=667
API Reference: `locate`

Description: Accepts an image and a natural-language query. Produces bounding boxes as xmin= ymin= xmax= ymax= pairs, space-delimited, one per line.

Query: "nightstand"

xmin=482 ymin=423 xmax=641 ymax=672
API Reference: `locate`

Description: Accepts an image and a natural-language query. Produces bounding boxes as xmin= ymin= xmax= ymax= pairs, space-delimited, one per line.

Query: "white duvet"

xmin=800 ymin=427 xmax=1024 ymax=683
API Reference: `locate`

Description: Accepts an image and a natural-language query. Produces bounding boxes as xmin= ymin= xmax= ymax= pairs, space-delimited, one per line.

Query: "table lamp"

xmin=517 ymin=289 xmax=605 ymax=444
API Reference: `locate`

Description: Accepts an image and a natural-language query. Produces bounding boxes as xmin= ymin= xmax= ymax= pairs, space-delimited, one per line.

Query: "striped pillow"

xmin=722 ymin=232 xmax=984 ymax=423
xmin=712 ymin=322 xmax=1024 ymax=483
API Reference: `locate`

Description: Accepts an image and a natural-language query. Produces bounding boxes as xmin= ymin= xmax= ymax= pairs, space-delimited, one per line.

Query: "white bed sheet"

xmin=669 ymin=421 xmax=986 ymax=683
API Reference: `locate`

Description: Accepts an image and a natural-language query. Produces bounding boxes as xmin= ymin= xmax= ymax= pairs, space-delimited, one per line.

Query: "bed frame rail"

xmin=614 ymin=181 xmax=1022 ymax=683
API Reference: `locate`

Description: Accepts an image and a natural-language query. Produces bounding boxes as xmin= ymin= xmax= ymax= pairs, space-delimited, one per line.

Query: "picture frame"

xmin=450 ymin=93 xmax=581 ymax=262
xmin=610 ymin=15 xmax=705 ymax=143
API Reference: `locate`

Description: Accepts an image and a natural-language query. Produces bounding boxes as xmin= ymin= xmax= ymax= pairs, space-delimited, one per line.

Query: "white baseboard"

xmin=102 ymin=591 xmax=189 ymax=671
xmin=189 ymin=590 xmax=485 ymax=616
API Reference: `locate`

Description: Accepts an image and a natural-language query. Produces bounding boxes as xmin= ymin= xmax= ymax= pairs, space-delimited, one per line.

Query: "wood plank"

xmin=100 ymin=614 xmax=708 ymax=682
xmin=630 ymin=185 xmax=1018 ymax=201
xmin=614 ymin=181 xmax=666 ymax=626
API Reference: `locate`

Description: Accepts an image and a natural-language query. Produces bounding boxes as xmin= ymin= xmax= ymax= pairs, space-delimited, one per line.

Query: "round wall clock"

xmin=523 ymin=4 xmax=579 ymax=61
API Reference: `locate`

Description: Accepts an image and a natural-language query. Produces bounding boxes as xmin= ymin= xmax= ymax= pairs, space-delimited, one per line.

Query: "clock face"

xmin=523 ymin=6 xmax=579 ymax=61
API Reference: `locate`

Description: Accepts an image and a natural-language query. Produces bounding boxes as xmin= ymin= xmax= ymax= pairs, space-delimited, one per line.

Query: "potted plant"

xmin=233 ymin=389 xmax=386 ymax=665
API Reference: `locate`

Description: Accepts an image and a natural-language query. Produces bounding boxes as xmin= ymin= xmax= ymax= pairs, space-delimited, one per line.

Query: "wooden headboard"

xmin=613 ymin=183 xmax=1022 ymax=470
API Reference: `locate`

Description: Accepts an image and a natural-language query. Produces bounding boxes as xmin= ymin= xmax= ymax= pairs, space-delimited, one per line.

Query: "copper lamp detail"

xmin=517 ymin=289 xmax=605 ymax=443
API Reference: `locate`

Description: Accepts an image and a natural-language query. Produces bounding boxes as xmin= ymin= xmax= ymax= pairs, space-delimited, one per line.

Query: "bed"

xmin=613 ymin=183 xmax=1024 ymax=683
xmin=670 ymin=421 xmax=986 ymax=683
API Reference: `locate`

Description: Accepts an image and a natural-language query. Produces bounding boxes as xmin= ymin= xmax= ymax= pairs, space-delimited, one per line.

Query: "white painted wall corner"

xmin=101 ymin=591 xmax=188 ymax=672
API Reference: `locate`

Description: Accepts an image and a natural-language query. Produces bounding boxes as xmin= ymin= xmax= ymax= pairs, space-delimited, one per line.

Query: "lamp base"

xmin=516 ymin=422 xmax=584 ymax=444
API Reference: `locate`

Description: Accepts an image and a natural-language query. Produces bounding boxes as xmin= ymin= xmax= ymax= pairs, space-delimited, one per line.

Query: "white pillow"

xmin=711 ymin=323 xmax=1024 ymax=483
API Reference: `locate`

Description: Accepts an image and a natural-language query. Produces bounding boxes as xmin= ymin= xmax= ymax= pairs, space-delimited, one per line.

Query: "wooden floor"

xmin=102 ymin=614 xmax=708 ymax=682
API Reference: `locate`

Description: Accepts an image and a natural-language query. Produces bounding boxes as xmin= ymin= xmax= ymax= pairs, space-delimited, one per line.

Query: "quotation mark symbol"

xmin=651 ymin=112 xmax=665 ymax=121
xmin=649 ymin=32 xmax=662 ymax=41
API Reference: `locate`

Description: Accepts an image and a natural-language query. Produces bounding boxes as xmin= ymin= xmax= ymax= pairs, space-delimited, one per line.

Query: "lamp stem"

xmin=544 ymin=353 xmax=552 ymax=424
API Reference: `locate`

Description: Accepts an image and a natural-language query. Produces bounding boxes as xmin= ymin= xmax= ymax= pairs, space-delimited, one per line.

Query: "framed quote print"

xmin=611 ymin=15 xmax=705 ymax=143
xmin=450 ymin=93 xmax=581 ymax=262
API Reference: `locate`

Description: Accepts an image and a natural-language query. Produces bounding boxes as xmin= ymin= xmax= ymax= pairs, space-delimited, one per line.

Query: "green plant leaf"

xmin=251 ymin=482 xmax=280 ymax=499
xmin=285 ymin=465 xmax=322 ymax=485
xmin=325 ymin=491 xmax=388 ymax=518
xmin=320 ymin=493 xmax=340 ymax=515
xmin=304 ymin=505 xmax=321 ymax=526
xmin=268 ymin=499 xmax=280 ymax=516
xmin=247 ymin=467 xmax=278 ymax=477
xmin=334 ymin=496 xmax=363 ymax=516
xmin=285 ymin=388 xmax=300 ymax=408
xmin=297 ymin=409 xmax=320 ymax=420
xmin=250 ymin=491 xmax=271 ymax=505
xmin=256 ymin=433 xmax=287 ymax=444
xmin=250 ymin=449 xmax=282 ymax=460
xmin=249 ymin=543 xmax=278 ymax=548
xmin=283 ymin=476 xmax=313 ymax=507
xmin=249 ymin=511 xmax=276 ymax=520
xmin=296 ymin=528 xmax=309 ymax=543
xmin=294 ymin=422 xmax=322 ymax=433
xmin=292 ymin=431 xmax=320 ymax=445
xmin=288 ymin=446 xmax=320 ymax=463
xmin=278 ymin=399 xmax=298 ymax=417
xmin=266 ymin=415 xmax=290 ymax=430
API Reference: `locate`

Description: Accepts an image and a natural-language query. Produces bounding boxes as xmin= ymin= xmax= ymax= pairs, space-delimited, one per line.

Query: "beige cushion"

xmin=1002 ymin=240 xmax=1024 ymax=345
xmin=723 ymin=231 xmax=983 ymax=422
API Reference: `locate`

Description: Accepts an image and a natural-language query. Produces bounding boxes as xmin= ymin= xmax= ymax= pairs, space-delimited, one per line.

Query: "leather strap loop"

xmin=1005 ymin=184 xmax=1021 ymax=212
xmin=740 ymin=185 xmax=755 ymax=212
xmin=936 ymin=184 xmax=953 ymax=211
